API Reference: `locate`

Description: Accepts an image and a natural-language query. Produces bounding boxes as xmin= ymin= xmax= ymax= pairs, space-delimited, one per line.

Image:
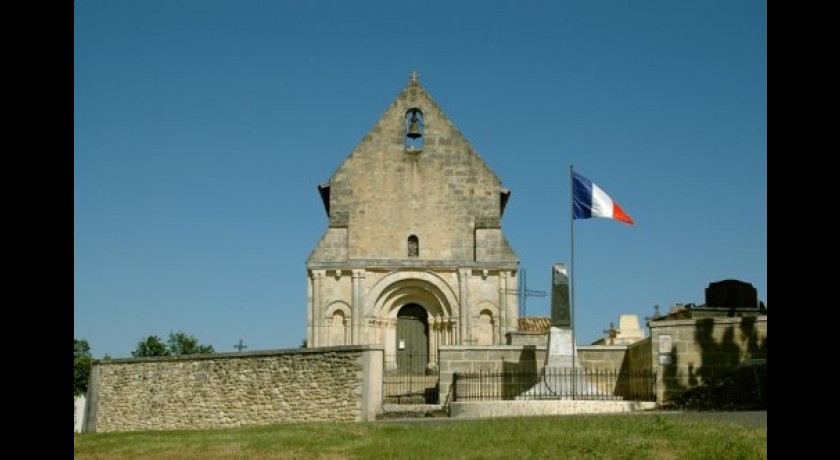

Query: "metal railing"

xmin=452 ymin=368 xmax=656 ymax=402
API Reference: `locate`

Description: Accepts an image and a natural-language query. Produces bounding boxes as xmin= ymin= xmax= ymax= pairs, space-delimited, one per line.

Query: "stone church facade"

xmin=306 ymin=73 xmax=520 ymax=370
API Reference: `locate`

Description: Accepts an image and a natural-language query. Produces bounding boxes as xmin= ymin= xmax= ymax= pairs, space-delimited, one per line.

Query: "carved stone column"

xmin=351 ymin=270 xmax=365 ymax=344
xmin=429 ymin=315 xmax=438 ymax=364
xmin=458 ymin=269 xmax=469 ymax=344
xmin=312 ymin=270 xmax=324 ymax=347
xmin=307 ymin=271 xmax=314 ymax=347
xmin=499 ymin=270 xmax=508 ymax=343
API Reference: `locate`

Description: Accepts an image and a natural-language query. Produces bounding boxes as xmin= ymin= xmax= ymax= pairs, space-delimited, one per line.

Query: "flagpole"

xmin=570 ymin=164 xmax=576 ymax=397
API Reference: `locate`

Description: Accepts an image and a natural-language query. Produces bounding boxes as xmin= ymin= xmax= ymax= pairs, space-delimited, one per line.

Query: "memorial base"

xmin=517 ymin=327 xmax=608 ymax=399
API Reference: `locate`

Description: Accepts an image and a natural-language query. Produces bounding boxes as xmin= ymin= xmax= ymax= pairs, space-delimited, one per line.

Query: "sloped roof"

xmin=518 ymin=316 xmax=551 ymax=333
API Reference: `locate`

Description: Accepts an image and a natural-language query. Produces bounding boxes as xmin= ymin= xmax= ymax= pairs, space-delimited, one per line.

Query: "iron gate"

xmin=383 ymin=353 xmax=439 ymax=404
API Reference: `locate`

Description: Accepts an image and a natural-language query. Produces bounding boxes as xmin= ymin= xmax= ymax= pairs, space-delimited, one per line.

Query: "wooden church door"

xmin=396 ymin=304 xmax=428 ymax=374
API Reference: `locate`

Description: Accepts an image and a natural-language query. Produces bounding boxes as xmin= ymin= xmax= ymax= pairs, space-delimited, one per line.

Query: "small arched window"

xmin=407 ymin=235 xmax=419 ymax=257
xmin=477 ymin=310 xmax=495 ymax=345
xmin=405 ymin=108 xmax=424 ymax=150
xmin=330 ymin=310 xmax=347 ymax=346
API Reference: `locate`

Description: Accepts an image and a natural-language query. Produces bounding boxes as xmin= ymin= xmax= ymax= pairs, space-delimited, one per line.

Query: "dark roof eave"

xmin=500 ymin=188 xmax=511 ymax=217
xmin=317 ymin=183 xmax=330 ymax=216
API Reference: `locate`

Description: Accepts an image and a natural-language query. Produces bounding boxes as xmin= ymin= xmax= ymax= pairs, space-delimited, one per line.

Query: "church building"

xmin=306 ymin=72 xmax=520 ymax=370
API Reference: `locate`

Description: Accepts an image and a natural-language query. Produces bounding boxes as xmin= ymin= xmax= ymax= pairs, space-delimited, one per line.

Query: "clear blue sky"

xmin=74 ymin=0 xmax=766 ymax=358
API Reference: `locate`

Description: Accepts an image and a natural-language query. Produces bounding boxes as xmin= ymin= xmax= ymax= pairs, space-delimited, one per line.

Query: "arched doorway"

xmin=396 ymin=303 xmax=428 ymax=374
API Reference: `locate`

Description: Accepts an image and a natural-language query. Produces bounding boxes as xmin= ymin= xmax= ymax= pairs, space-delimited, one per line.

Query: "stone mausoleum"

xmin=306 ymin=72 xmax=520 ymax=370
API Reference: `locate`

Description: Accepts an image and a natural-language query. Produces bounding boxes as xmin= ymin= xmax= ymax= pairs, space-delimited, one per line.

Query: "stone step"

xmin=377 ymin=404 xmax=448 ymax=420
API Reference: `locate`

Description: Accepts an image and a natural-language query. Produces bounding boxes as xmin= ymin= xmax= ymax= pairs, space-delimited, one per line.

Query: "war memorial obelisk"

xmin=518 ymin=263 xmax=604 ymax=399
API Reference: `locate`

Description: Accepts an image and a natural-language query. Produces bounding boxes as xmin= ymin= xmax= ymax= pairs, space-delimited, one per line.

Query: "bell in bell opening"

xmin=407 ymin=111 xmax=422 ymax=139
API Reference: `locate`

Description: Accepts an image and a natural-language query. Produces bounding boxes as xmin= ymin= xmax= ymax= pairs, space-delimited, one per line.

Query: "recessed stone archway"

xmin=368 ymin=272 xmax=460 ymax=368
xmin=368 ymin=270 xmax=458 ymax=319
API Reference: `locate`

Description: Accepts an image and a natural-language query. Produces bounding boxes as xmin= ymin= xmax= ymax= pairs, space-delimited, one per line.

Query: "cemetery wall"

xmin=624 ymin=337 xmax=653 ymax=372
xmin=74 ymin=395 xmax=86 ymax=433
xmin=437 ymin=344 xmax=633 ymax=404
xmin=79 ymin=315 xmax=766 ymax=431
xmin=83 ymin=345 xmax=383 ymax=432
xmin=649 ymin=315 xmax=767 ymax=402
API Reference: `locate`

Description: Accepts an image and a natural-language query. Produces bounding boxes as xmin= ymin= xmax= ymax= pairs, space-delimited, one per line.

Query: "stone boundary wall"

xmin=84 ymin=345 xmax=383 ymax=433
xmin=79 ymin=317 xmax=765 ymax=430
xmin=440 ymin=316 xmax=767 ymax=405
xmin=578 ymin=345 xmax=643 ymax=397
xmin=74 ymin=395 xmax=86 ymax=433
xmin=578 ymin=345 xmax=629 ymax=371
xmin=649 ymin=316 xmax=767 ymax=402
xmin=624 ymin=337 xmax=653 ymax=372
xmin=438 ymin=344 xmax=636 ymax=404
xmin=438 ymin=345 xmax=545 ymax=404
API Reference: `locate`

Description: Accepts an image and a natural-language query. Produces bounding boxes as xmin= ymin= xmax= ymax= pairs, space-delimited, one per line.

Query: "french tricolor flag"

xmin=572 ymin=170 xmax=635 ymax=225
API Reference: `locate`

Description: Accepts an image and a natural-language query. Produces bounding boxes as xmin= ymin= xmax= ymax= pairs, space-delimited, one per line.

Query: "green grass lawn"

xmin=74 ymin=414 xmax=766 ymax=459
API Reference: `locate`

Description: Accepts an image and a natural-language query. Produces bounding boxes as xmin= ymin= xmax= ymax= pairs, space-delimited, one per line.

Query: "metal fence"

xmin=452 ymin=368 xmax=657 ymax=402
xmin=383 ymin=354 xmax=439 ymax=404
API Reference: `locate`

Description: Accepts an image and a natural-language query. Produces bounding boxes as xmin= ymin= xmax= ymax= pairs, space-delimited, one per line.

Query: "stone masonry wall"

xmin=624 ymin=337 xmax=653 ymax=372
xmin=74 ymin=395 xmax=86 ymax=433
xmin=577 ymin=346 xmax=628 ymax=370
xmin=438 ymin=346 xmax=544 ymax=404
xmin=306 ymin=77 xmax=519 ymax=350
xmin=650 ymin=316 xmax=767 ymax=402
xmin=85 ymin=345 xmax=383 ymax=433
xmin=442 ymin=316 xmax=767 ymax=404
xmin=438 ymin=345 xmax=637 ymax=403
xmin=320 ymin=81 xmax=516 ymax=263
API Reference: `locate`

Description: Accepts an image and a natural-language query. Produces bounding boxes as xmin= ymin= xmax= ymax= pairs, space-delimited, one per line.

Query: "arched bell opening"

xmin=404 ymin=108 xmax=424 ymax=151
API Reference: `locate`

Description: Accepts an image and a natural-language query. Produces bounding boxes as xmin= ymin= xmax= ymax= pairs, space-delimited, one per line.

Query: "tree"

xmin=131 ymin=335 xmax=171 ymax=357
xmin=74 ymin=338 xmax=92 ymax=396
xmin=130 ymin=331 xmax=214 ymax=357
xmin=167 ymin=331 xmax=214 ymax=356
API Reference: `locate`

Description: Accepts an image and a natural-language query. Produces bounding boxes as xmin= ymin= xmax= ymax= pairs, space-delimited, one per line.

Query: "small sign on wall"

xmin=658 ymin=334 xmax=672 ymax=353
xmin=659 ymin=354 xmax=672 ymax=365
xmin=398 ymin=339 xmax=405 ymax=350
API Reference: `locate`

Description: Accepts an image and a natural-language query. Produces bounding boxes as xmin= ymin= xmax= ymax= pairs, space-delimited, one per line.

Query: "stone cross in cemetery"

xmin=603 ymin=322 xmax=617 ymax=345
xmin=501 ymin=269 xmax=547 ymax=317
